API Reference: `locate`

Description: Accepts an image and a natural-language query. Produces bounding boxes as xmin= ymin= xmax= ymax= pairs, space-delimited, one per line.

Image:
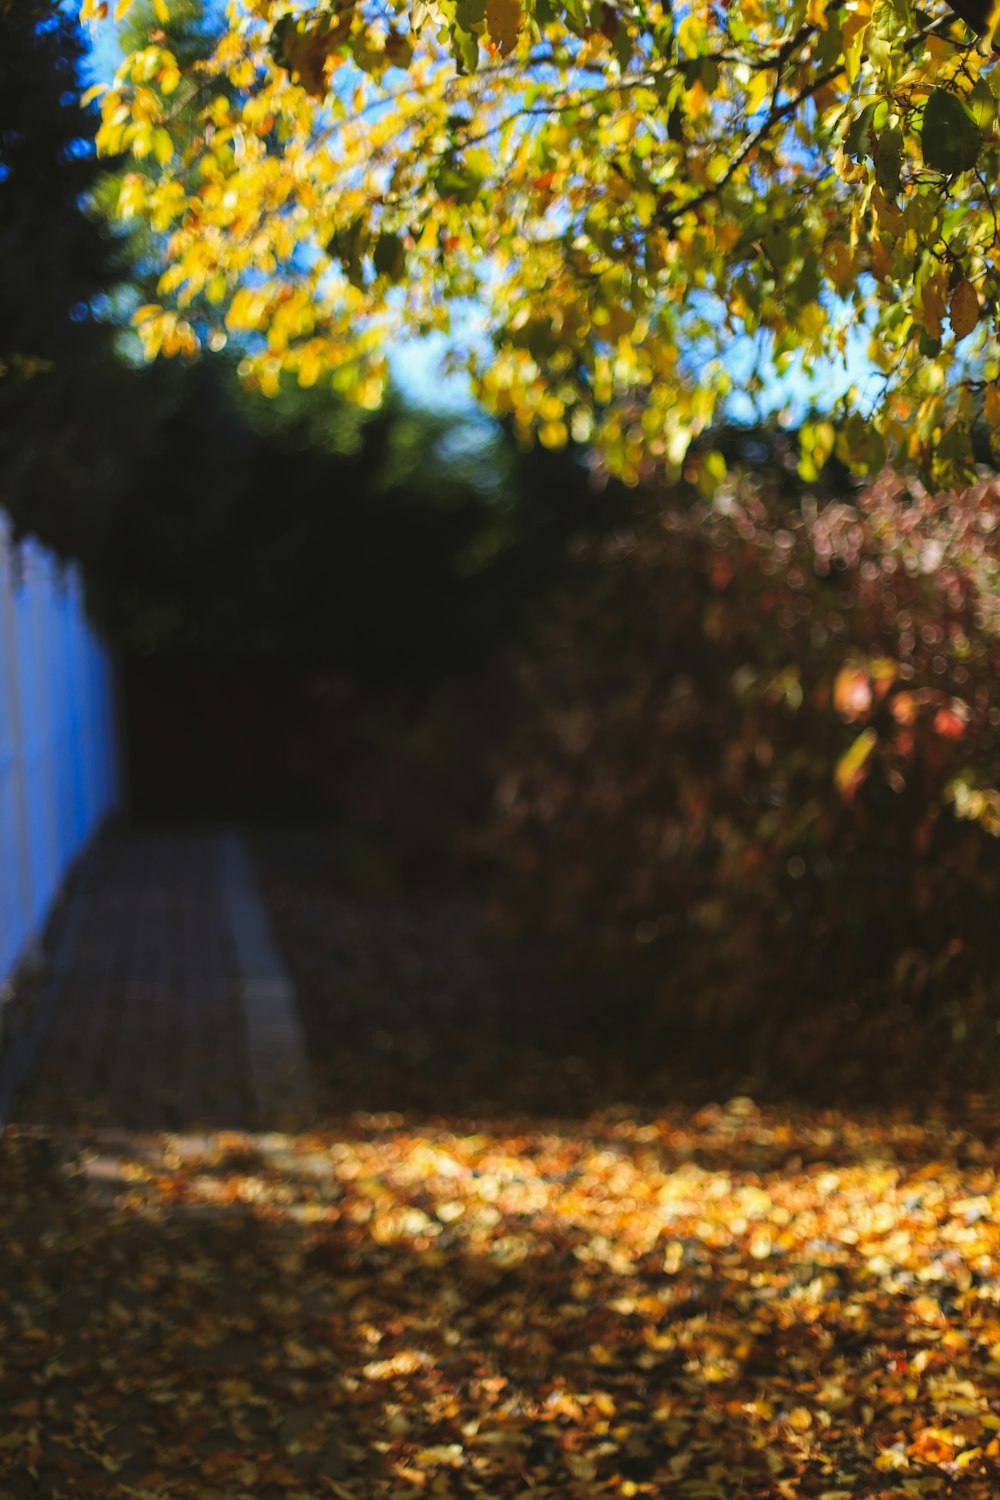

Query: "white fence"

xmin=0 ymin=515 xmax=120 ymax=989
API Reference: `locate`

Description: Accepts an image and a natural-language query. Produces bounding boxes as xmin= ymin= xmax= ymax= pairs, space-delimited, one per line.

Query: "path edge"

xmin=219 ymin=831 xmax=315 ymax=1129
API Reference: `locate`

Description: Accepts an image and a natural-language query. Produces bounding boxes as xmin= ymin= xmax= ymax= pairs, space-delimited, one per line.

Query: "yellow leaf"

xmin=297 ymin=346 xmax=322 ymax=387
xmin=117 ymin=174 xmax=146 ymax=218
xmin=485 ymin=0 xmax=523 ymax=54
xmin=81 ymin=83 xmax=107 ymax=106
xmin=950 ymin=278 xmax=979 ymax=340
xmin=842 ymin=4 xmax=871 ymax=83
xmin=152 ymin=0 xmax=170 ymax=19
xmin=130 ymin=123 xmax=153 ymax=159
xmin=807 ymin=0 xmax=828 ymax=26
xmin=835 ymin=727 xmax=878 ymax=795
xmin=746 ymin=70 xmax=772 ymax=114
xmin=538 ymin=419 xmax=569 ymax=448
xmin=227 ymin=288 xmax=266 ymax=331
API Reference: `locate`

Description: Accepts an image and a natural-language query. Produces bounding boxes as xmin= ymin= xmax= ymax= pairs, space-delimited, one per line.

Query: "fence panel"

xmin=0 ymin=516 xmax=120 ymax=988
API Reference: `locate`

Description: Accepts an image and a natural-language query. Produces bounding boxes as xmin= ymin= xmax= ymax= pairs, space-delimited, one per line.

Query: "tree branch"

xmin=655 ymin=63 xmax=842 ymax=233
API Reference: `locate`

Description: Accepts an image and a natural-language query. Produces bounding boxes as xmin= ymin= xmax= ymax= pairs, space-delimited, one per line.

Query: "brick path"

xmin=11 ymin=830 xmax=314 ymax=1132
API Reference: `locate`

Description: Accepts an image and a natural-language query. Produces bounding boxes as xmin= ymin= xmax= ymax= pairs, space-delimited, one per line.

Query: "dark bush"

xmin=482 ymin=464 xmax=1000 ymax=1094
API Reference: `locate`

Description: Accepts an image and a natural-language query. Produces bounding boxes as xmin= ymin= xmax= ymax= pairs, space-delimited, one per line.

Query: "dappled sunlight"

xmin=13 ymin=7 xmax=1000 ymax=1498
xmin=5 ymin=1100 xmax=1000 ymax=1496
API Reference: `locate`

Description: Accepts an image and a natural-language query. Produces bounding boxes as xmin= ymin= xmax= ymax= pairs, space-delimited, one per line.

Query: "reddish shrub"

xmin=484 ymin=467 xmax=1000 ymax=1075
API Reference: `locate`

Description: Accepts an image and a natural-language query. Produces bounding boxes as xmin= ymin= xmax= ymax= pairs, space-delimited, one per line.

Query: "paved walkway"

xmin=10 ymin=830 xmax=314 ymax=1132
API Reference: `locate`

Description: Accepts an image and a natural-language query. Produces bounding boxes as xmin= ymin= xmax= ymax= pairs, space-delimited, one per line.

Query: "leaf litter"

xmin=5 ymin=1100 xmax=1000 ymax=1497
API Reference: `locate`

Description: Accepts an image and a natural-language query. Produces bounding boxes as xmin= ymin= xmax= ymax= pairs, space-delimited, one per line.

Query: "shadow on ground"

xmin=253 ymin=829 xmax=997 ymax=1125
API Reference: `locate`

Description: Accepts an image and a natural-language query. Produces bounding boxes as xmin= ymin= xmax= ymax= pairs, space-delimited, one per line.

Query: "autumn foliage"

xmin=9 ymin=1107 xmax=1000 ymax=1497
xmin=482 ymin=455 xmax=1000 ymax=1087
xmin=81 ymin=0 xmax=1000 ymax=483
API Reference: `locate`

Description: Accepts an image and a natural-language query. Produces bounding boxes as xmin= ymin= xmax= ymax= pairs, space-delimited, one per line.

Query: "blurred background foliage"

xmin=6 ymin=0 xmax=1000 ymax=1100
xmin=480 ymin=460 xmax=1000 ymax=1098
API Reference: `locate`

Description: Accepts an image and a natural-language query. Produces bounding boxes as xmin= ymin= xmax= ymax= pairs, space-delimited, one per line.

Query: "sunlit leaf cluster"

xmin=79 ymin=0 xmax=1000 ymax=480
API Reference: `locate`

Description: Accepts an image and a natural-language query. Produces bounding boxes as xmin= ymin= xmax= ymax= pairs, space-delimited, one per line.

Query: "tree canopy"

xmin=81 ymin=0 xmax=1000 ymax=482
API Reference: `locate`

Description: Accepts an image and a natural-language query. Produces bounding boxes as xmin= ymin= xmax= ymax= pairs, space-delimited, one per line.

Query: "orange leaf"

xmin=950 ymin=278 xmax=979 ymax=341
xmin=984 ymin=383 xmax=1000 ymax=429
xmin=920 ymin=277 xmax=947 ymax=340
xmin=485 ymin=0 xmax=523 ymax=54
xmin=833 ymin=665 xmax=872 ymax=721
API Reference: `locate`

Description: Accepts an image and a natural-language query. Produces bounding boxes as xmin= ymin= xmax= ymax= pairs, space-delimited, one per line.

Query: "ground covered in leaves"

xmin=6 ymin=833 xmax=1000 ymax=1498
xmin=6 ymin=1103 xmax=1000 ymax=1498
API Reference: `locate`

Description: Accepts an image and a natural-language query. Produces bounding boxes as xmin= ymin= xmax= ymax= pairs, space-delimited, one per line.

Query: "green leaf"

xmin=845 ymin=102 xmax=877 ymax=161
xmin=922 ymin=88 xmax=981 ymax=176
xmin=870 ymin=0 xmax=912 ymax=41
xmin=652 ymin=14 xmax=674 ymax=55
xmin=763 ymin=222 xmax=794 ymax=269
xmin=874 ymin=125 xmax=903 ymax=197
xmin=267 ymin=13 xmax=295 ymax=66
xmin=796 ymin=256 xmax=821 ymax=305
xmin=455 ymin=0 xmax=486 ymax=31
xmin=451 ymin=24 xmax=479 ymax=73
xmin=433 ymin=154 xmax=483 ymax=204
xmin=373 ymin=231 xmax=406 ymax=281
xmin=666 ymin=103 xmax=687 ymax=142
xmin=968 ymin=78 xmax=998 ymax=130
xmin=868 ymin=0 xmax=911 ymax=65
xmin=326 ymin=217 xmax=370 ymax=287
xmin=562 ymin=0 xmax=588 ymax=35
